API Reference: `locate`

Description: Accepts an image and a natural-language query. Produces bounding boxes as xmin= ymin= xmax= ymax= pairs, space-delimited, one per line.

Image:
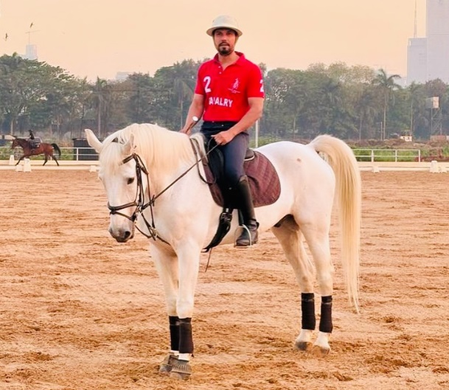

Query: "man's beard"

xmin=218 ymin=44 xmax=232 ymax=56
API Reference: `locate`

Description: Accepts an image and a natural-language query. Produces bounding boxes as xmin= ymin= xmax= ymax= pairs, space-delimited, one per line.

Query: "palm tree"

xmin=174 ymin=78 xmax=194 ymax=128
xmin=407 ymin=82 xmax=425 ymax=139
xmin=371 ymin=69 xmax=401 ymax=140
xmin=354 ymin=85 xmax=379 ymax=140
xmin=89 ymin=78 xmax=111 ymax=138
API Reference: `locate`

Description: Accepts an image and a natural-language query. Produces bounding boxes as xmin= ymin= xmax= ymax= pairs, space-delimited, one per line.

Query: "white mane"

xmin=100 ymin=123 xmax=195 ymax=173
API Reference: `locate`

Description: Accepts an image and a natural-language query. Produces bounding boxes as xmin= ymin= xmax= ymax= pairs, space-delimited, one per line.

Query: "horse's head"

xmin=85 ymin=128 xmax=139 ymax=243
xmin=11 ymin=136 xmax=19 ymax=149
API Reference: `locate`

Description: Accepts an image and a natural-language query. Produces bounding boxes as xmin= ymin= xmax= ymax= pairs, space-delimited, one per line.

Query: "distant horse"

xmin=11 ymin=136 xmax=61 ymax=166
xmin=85 ymin=124 xmax=361 ymax=380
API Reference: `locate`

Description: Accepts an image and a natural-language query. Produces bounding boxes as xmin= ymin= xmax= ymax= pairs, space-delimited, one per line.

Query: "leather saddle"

xmin=205 ymin=146 xmax=281 ymax=209
xmin=28 ymin=137 xmax=41 ymax=149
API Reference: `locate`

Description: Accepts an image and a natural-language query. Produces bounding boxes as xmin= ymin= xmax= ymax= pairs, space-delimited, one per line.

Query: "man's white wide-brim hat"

xmin=206 ymin=15 xmax=243 ymax=37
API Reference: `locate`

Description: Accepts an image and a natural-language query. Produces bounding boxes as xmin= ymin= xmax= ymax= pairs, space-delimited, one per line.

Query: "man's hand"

xmin=212 ymin=130 xmax=235 ymax=145
xmin=180 ymin=116 xmax=199 ymax=135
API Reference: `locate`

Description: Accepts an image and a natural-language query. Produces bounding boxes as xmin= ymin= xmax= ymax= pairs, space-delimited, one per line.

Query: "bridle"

xmin=107 ymin=153 xmax=149 ymax=220
xmin=107 ymin=152 xmax=167 ymax=243
xmin=107 ymin=139 xmax=218 ymax=244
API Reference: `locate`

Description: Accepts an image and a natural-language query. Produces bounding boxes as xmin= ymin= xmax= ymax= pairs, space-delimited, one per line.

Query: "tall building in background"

xmin=23 ymin=24 xmax=38 ymax=61
xmin=407 ymin=37 xmax=427 ymax=83
xmin=426 ymin=0 xmax=449 ymax=82
xmin=407 ymin=0 xmax=449 ymax=84
xmin=24 ymin=44 xmax=37 ymax=60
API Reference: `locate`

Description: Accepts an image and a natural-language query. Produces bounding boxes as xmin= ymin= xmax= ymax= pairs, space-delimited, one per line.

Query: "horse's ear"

xmin=85 ymin=129 xmax=103 ymax=153
xmin=123 ymin=132 xmax=136 ymax=155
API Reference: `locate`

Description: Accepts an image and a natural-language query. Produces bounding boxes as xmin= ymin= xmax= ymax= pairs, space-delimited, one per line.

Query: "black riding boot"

xmin=234 ymin=175 xmax=258 ymax=247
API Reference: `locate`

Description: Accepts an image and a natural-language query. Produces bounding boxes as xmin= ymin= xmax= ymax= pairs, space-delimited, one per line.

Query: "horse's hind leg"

xmin=300 ymin=222 xmax=334 ymax=356
xmin=53 ymin=155 xmax=60 ymax=166
xmin=271 ymin=216 xmax=317 ymax=352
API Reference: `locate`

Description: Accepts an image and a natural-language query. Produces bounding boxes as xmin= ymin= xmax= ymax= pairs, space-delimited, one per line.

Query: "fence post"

xmin=371 ymin=149 xmax=374 ymax=163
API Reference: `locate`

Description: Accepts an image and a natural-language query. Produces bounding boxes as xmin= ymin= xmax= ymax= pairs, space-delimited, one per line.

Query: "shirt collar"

xmin=213 ymin=51 xmax=245 ymax=65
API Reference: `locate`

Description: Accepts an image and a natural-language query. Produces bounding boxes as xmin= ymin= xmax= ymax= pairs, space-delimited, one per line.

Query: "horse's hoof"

xmin=311 ymin=344 xmax=331 ymax=357
xmin=158 ymin=354 xmax=177 ymax=376
xmin=169 ymin=359 xmax=192 ymax=380
xmin=295 ymin=341 xmax=312 ymax=352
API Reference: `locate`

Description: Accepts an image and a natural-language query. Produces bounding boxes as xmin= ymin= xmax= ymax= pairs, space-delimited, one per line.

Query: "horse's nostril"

xmin=123 ymin=231 xmax=131 ymax=240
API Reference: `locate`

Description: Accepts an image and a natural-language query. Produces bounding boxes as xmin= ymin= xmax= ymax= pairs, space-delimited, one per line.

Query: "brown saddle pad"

xmin=204 ymin=150 xmax=281 ymax=208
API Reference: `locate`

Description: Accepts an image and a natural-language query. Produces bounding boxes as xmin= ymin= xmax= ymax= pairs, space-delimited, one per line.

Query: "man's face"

xmin=213 ymin=28 xmax=238 ymax=56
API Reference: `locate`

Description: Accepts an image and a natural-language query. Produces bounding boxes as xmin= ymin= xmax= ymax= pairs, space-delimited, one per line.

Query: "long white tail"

xmin=309 ymin=135 xmax=362 ymax=313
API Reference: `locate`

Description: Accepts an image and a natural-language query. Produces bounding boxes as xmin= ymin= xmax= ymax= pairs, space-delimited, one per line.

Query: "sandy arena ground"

xmin=0 ymin=169 xmax=448 ymax=390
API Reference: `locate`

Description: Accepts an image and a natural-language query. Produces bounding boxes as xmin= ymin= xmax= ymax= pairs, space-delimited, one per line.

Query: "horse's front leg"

xmin=153 ymin=243 xmax=200 ymax=380
xmin=15 ymin=156 xmax=24 ymax=166
xmin=152 ymin=246 xmax=180 ymax=374
xmin=168 ymin=243 xmax=201 ymax=380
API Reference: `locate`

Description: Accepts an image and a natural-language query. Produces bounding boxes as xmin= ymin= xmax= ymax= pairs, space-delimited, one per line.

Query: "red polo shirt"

xmin=195 ymin=52 xmax=264 ymax=122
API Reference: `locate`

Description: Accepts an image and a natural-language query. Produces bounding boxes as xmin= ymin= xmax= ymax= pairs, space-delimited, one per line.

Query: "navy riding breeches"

xmin=201 ymin=121 xmax=249 ymax=188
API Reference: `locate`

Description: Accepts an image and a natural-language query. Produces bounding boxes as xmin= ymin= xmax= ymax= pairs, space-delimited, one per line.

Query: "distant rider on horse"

xmin=28 ymin=129 xmax=40 ymax=149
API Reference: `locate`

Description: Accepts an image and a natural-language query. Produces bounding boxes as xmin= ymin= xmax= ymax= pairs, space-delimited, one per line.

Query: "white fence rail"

xmin=352 ymin=149 xmax=422 ymax=163
xmin=0 ymin=146 xmax=431 ymax=163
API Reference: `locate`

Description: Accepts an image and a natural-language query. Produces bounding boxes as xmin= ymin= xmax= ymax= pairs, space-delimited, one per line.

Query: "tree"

xmin=352 ymin=85 xmax=380 ymax=140
xmin=152 ymin=60 xmax=200 ymax=130
xmin=0 ymin=54 xmax=84 ymax=136
xmin=125 ymin=73 xmax=155 ymax=123
xmin=371 ymin=69 xmax=402 ymax=139
xmin=0 ymin=53 xmax=29 ymax=134
xmin=88 ymin=78 xmax=112 ymax=138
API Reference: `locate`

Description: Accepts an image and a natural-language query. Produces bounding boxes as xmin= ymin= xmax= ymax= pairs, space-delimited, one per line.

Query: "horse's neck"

xmin=143 ymin=151 xmax=203 ymax=205
xmin=144 ymin=135 xmax=197 ymax=191
xmin=147 ymin=158 xmax=197 ymax=197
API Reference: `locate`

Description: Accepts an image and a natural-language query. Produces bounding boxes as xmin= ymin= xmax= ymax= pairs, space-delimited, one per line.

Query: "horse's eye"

xmin=127 ymin=177 xmax=135 ymax=185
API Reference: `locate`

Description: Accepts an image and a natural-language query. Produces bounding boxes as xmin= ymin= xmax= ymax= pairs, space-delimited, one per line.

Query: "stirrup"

xmin=235 ymin=225 xmax=258 ymax=247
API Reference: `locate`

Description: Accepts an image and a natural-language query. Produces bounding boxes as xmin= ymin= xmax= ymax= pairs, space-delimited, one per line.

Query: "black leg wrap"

xmin=319 ymin=295 xmax=333 ymax=333
xmin=169 ymin=316 xmax=180 ymax=351
xmin=178 ymin=318 xmax=194 ymax=354
xmin=301 ymin=293 xmax=316 ymax=330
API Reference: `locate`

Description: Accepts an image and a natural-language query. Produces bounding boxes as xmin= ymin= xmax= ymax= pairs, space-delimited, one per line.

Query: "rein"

xmin=108 ymin=139 xmax=218 ymax=244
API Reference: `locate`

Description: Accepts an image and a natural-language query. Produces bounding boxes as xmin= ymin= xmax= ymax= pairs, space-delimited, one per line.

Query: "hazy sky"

xmin=0 ymin=0 xmax=426 ymax=81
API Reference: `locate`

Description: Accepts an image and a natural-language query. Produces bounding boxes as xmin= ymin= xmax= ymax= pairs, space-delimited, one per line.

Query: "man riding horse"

xmin=28 ymin=129 xmax=40 ymax=149
xmin=180 ymin=15 xmax=264 ymax=247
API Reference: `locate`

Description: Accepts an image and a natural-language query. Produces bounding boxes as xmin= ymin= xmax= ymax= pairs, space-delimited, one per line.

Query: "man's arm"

xmin=180 ymin=93 xmax=204 ymax=134
xmin=212 ymin=97 xmax=264 ymax=145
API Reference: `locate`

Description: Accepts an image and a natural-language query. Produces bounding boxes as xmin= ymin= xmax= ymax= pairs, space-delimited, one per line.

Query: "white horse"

xmin=85 ymin=123 xmax=361 ymax=380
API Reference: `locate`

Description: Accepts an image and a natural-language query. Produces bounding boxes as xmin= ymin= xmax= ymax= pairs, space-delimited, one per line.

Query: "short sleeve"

xmin=247 ymin=64 xmax=265 ymax=98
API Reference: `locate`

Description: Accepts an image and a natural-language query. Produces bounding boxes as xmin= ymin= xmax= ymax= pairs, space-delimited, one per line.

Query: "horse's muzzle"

xmin=109 ymin=227 xmax=134 ymax=242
